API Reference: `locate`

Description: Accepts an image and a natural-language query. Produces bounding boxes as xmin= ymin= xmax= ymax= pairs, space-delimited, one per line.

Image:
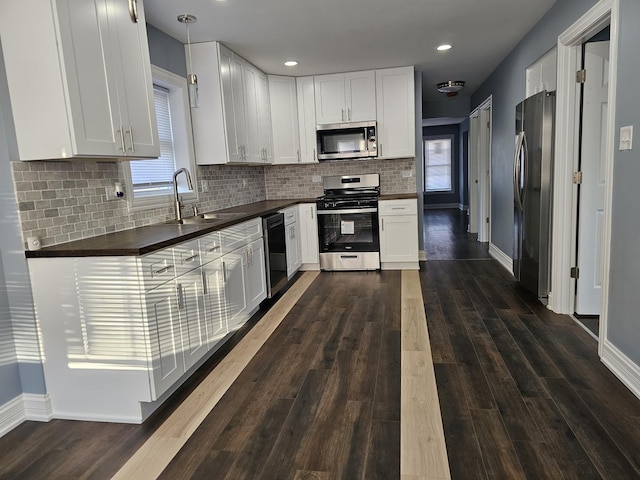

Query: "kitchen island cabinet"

xmin=0 ymin=0 xmax=159 ymax=161
xmin=27 ymin=218 xmax=266 ymax=423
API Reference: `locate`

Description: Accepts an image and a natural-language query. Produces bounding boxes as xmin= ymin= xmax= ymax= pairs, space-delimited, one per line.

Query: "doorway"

xmin=574 ymin=30 xmax=611 ymax=338
xmin=469 ymin=97 xmax=492 ymax=243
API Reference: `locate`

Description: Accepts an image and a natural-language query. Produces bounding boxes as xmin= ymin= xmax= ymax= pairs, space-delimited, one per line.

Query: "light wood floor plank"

xmin=401 ymin=270 xmax=451 ymax=480
xmin=111 ymin=271 xmax=319 ymax=480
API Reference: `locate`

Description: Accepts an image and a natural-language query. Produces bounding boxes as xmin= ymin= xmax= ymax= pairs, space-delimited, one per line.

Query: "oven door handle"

xmin=317 ymin=208 xmax=378 ymax=215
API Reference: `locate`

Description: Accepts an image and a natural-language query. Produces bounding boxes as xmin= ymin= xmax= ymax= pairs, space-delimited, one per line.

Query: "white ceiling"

xmin=144 ymin=0 xmax=557 ymax=104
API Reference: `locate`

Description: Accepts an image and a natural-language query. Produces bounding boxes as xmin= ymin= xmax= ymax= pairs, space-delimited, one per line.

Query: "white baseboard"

xmin=419 ymin=250 xmax=427 ymax=261
xmin=600 ymin=340 xmax=640 ymax=401
xmin=23 ymin=393 xmax=53 ymax=421
xmin=0 ymin=396 xmax=26 ymax=438
xmin=488 ymin=243 xmax=513 ymax=275
xmin=0 ymin=393 xmax=52 ymax=438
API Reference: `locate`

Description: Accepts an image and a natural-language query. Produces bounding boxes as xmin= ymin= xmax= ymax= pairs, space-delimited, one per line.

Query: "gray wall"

xmin=472 ymin=0 xmax=640 ymax=367
xmin=147 ymin=24 xmax=188 ymax=78
xmin=0 ymin=43 xmax=46 ymax=400
xmin=471 ymin=0 xmax=599 ymax=257
xmin=607 ymin=0 xmax=640 ymax=364
xmin=423 ymin=95 xmax=470 ymax=119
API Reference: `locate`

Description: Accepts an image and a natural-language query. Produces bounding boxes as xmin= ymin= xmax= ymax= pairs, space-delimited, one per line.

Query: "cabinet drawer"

xmin=173 ymin=239 xmax=201 ymax=277
xmin=379 ymin=199 xmax=417 ymax=215
xmin=221 ymin=218 xmax=263 ymax=253
xmin=199 ymin=232 xmax=222 ymax=263
xmin=139 ymin=249 xmax=175 ymax=292
xmin=280 ymin=206 xmax=298 ymax=225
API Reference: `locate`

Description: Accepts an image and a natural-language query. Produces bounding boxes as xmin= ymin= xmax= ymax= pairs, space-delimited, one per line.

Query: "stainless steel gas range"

xmin=316 ymin=174 xmax=380 ymax=271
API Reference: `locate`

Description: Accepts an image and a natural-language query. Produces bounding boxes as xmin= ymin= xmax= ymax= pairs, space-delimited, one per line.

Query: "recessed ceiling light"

xmin=284 ymin=60 xmax=298 ymax=67
xmin=436 ymin=44 xmax=452 ymax=51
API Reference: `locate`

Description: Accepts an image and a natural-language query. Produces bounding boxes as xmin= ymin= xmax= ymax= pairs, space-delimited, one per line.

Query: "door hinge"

xmin=570 ymin=266 xmax=580 ymax=279
xmin=576 ymin=69 xmax=586 ymax=83
xmin=486 ymin=217 xmax=489 ymax=224
xmin=572 ymin=171 xmax=583 ymax=184
xmin=487 ymin=121 xmax=490 ymax=128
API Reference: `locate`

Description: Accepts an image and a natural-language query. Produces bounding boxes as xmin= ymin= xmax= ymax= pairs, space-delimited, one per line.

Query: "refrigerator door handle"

xmin=513 ymin=131 xmax=525 ymax=212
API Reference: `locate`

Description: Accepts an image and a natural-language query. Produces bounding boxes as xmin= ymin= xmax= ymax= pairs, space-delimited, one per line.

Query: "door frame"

xmin=469 ymin=95 xmax=492 ymax=243
xmin=549 ymin=0 xmax=618 ymax=354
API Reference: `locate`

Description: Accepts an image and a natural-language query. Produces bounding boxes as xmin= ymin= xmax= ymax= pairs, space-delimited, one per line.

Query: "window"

xmin=125 ymin=65 xmax=197 ymax=210
xmin=424 ymin=137 xmax=453 ymax=192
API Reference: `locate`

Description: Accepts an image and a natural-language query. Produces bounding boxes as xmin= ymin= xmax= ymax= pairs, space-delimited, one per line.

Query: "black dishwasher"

xmin=262 ymin=213 xmax=288 ymax=298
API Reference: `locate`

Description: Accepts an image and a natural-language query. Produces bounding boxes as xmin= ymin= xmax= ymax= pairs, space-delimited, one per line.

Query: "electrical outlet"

xmin=402 ymin=170 xmax=413 ymax=178
xmin=620 ymin=125 xmax=633 ymax=150
xmin=201 ymin=180 xmax=209 ymax=192
xmin=312 ymin=175 xmax=322 ymax=183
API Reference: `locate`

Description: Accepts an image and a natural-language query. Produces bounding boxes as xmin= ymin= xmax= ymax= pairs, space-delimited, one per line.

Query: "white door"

xmin=175 ymin=269 xmax=208 ymax=371
xmin=201 ymin=258 xmax=228 ymax=347
xmin=468 ymin=113 xmax=480 ymax=234
xmin=478 ymin=105 xmax=492 ymax=243
xmin=575 ymin=41 xmax=609 ymax=315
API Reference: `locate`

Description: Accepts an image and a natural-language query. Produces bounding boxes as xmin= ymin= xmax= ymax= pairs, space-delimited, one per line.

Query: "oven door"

xmin=317 ymin=207 xmax=379 ymax=250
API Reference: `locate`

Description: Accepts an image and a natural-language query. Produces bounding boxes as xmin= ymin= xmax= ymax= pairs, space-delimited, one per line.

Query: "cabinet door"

xmin=201 ymin=259 xmax=228 ymax=347
xmin=314 ymin=74 xmax=346 ymax=124
xmin=222 ymin=251 xmax=247 ymax=330
xmin=286 ymin=222 xmax=302 ymax=276
xmin=175 ymin=269 xmax=208 ymax=371
xmin=108 ymin=0 xmax=159 ymax=158
xmin=296 ymin=76 xmax=317 ymax=163
xmin=379 ymin=215 xmax=419 ymax=263
xmin=217 ymin=45 xmax=242 ymax=163
xmin=376 ymin=67 xmax=415 ymax=159
xmin=231 ymin=53 xmax=249 ymax=161
xmin=145 ymin=282 xmax=183 ymax=400
xmin=256 ymin=71 xmax=273 ymax=163
xmin=298 ymin=204 xmax=319 ymax=265
xmin=269 ymin=75 xmax=300 ymax=164
xmin=345 ymin=71 xmax=376 ymax=122
xmin=245 ymin=238 xmax=267 ymax=311
xmin=243 ymin=65 xmax=263 ymax=163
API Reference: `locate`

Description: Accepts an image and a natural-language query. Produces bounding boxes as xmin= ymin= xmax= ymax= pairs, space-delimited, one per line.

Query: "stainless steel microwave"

xmin=316 ymin=121 xmax=377 ymax=161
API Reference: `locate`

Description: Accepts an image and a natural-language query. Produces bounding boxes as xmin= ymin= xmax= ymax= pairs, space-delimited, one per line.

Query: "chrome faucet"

xmin=173 ymin=168 xmax=193 ymax=221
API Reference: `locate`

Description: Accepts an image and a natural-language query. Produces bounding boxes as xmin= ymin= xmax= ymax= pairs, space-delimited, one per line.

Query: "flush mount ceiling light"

xmin=436 ymin=44 xmax=452 ymax=51
xmin=284 ymin=60 xmax=298 ymax=67
xmin=437 ymin=80 xmax=465 ymax=93
xmin=177 ymin=14 xmax=199 ymax=108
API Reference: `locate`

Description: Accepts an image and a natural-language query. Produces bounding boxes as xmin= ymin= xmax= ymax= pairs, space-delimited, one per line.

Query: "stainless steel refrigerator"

xmin=513 ymin=90 xmax=555 ymax=303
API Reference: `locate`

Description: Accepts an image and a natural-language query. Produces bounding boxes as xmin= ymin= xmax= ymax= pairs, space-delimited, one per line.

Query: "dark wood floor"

xmin=422 ymin=208 xmax=640 ymax=479
xmin=424 ymin=207 xmax=491 ymax=260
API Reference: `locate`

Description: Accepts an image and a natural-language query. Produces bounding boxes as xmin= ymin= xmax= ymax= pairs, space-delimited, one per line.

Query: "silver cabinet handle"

xmin=379 ymin=143 xmax=382 ymax=157
xmin=201 ymin=270 xmax=208 ymax=295
xmin=222 ymin=262 xmax=227 ymax=283
xmin=183 ymin=253 xmax=199 ymax=264
xmin=297 ymin=150 xmax=301 ymax=162
xmin=176 ymin=284 xmax=184 ymax=310
xmin=381 ymin=218 xmax=384 ymax=231
xmin=128 ymin=0 xmax=138 ymax=23
xmin=151 ymin=264 xmax=173 ymax=277
xmin=116 ymin=127 xmax=126 ymax=153
xmin=207 ymin=244 xmax=220 ymax=253
xmin=313 ymin=148 xmax=316 ymax=161
xmin=126 ymin=127 xmax=135 ymax=153
xmin=341 ymin=108 xmax=345 ymax=121
xmin=348 ymin=108 xmax=352 ymax=121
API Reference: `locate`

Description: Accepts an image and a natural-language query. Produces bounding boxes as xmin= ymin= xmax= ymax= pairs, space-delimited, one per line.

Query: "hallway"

xmin=421 ymin=208 xmax=640 ymax=479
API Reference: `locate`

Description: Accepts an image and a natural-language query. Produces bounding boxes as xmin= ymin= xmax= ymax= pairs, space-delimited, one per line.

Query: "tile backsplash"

xmin=12 ymin=157 xmax=416 ymax=249
xmin=264 ymin=158 xmax=416 ymax=199
xmin=12 ymin=160 xmax=266 ymax=249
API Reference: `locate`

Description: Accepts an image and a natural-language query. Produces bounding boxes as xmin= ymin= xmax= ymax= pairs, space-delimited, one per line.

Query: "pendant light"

xmin=177 ymin=14 xmax=199 ymax=108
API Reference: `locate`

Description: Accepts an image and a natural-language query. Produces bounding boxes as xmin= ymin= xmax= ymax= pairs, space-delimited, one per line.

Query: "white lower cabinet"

xmin=281 ymin=206 xmax=302 ymax=277
xmin=298 ymin=203 xmax=320 ymax=269
xmin=379 ymin=199 xmax=419 ymax=269
xmin=28 ymin=218 xmax=267 ymax=423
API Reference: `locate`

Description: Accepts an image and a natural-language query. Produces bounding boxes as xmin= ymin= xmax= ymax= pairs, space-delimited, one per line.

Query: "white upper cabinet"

xmin=296 ymin=76 xmax=318 ymax=163
xmin=189 ymin=42 xmax=271 ymax=165
xmin=375 ymin=66 xmax=416 ymax=159
xmin=314 ymin=71 xmax=376 ymax=124
xmin=269 ymin=76 xmax=301 ymax=164
xmin=0 ymin=0 xmax=159 ymax=161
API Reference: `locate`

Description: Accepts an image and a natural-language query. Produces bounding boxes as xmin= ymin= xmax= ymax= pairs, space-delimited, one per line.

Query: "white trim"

xmin=488 ymin=242 xmax=513 ymax=275
xmin=549 ymin=0 xmax=618 ymax=363
xmin=23 ymin=393 xmax=53 ymax=421
xmin=469 ymin=95 xmax=493 ymax=244
xmin=419 ymin=250 xmax=427 ymax=261
xmin=0 ymin=393 xmax=52 ymax=438
xmin=601 ymin=339 xmax=640 ymax=401
xmin=0 ymin=396 xmax=25 ymax=438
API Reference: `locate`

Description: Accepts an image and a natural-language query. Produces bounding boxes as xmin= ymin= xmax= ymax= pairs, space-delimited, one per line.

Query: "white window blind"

xmin=424 ymin=138 xmax=453 ymax=192
xmin=129 ymin=86 xmax=176 ymax=198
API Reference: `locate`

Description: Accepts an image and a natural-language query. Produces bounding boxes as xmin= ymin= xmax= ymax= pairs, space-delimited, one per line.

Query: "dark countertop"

xmin=379 ymin=193 xmax=418 ymax=200
xmin=25 ymin=199 xmax=311 ymax=258
xmin=25 ymin=195 xmax=417 ymax=258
